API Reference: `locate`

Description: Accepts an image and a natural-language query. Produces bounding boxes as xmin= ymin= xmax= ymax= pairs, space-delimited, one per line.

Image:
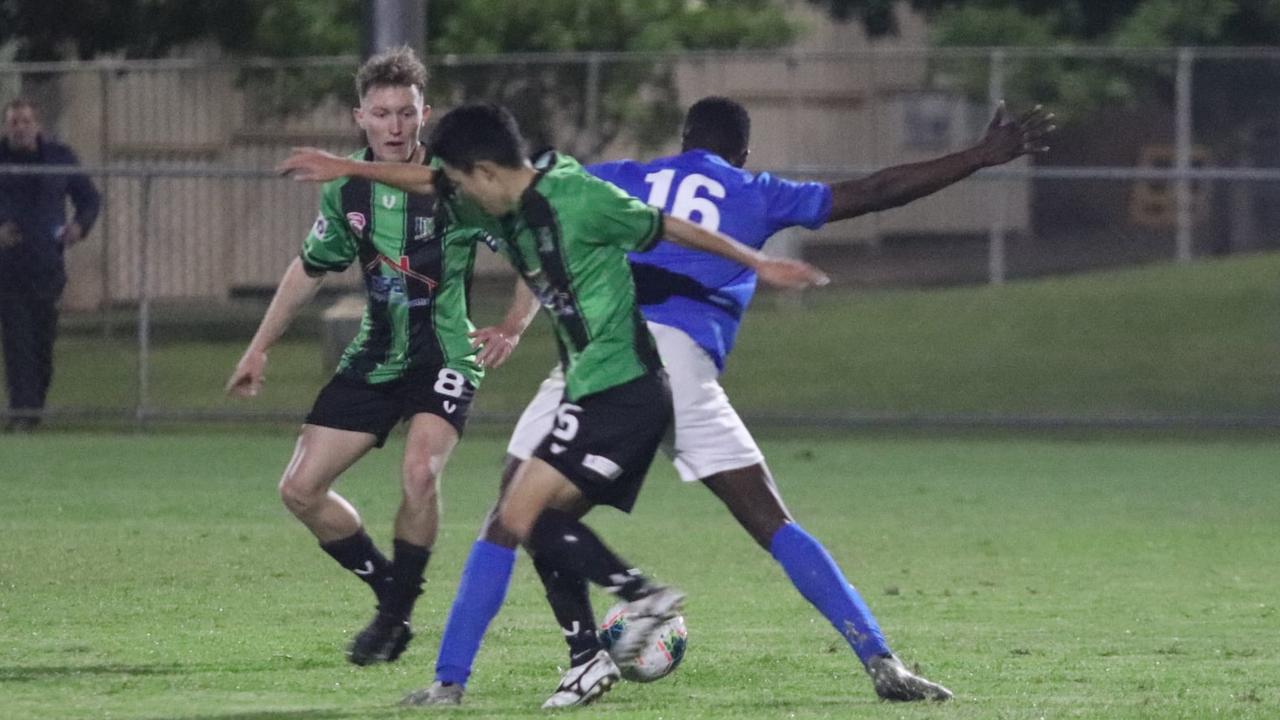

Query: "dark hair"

xmin=3 ymin=97 xmax=37 ymax=116
xmin=355 ymin=46 xmax=428 ymax=99
xmin=681 ymin=96 xmax=750 ymax=159
xmin=428 ymin=103 xmax=528 ymax=172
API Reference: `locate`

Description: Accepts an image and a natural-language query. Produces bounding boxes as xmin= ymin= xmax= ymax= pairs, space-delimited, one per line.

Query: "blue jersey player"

xmin=419 ymin=96 xmax=1055 ymax=707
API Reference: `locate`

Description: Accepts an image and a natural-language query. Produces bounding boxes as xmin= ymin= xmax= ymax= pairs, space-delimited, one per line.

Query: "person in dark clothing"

xmin=0 ymin=97 xmax=101 ymax=431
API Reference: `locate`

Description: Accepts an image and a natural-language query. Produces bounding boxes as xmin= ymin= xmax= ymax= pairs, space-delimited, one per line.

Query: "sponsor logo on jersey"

xmin=311 ymin=214 xmax=328 ymax=238
xmin=582 ymin=453 xmax=623 ymax=480
xmin=414 ymin=216 xmax=434 ymax=240
xmin=346 ymin=211 xmax=367 ymax=234
xmin=364 ymin=254 xmax=439 ymax=292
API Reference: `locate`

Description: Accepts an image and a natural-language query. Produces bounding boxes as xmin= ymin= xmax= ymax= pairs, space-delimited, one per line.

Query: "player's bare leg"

xmin=279 ymin=425 xmax=408 ymax=662
xmin=278 ymin=424 xmax=377 ymax=542
xmin=350 ymin=414 xmax=459 ymax=666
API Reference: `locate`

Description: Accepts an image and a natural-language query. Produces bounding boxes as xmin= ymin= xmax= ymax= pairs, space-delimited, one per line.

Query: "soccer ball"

xmin=598 ymin=602 xmax=688 ymax=683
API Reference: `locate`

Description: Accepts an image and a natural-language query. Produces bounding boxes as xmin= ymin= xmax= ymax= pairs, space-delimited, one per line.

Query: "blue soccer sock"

xmin=434 ymin=540 xmax=517 ymax=686
xmin=769 ymin=522 xmax=891 ymax=665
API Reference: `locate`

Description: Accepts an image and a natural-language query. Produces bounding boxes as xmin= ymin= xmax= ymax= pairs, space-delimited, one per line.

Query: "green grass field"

xmin=3 ymin=431 xmax=1278 ymax=719
xmin=29 ymin=251 xmax=1280 ymax=421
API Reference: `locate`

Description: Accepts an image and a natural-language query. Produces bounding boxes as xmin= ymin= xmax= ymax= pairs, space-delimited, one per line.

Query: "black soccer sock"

xmin=533 ymin=555 xmax=602 ymax=666
xmin=320 ymin=529 xmax=393 ymax=604
xmin=382 ymin=539 xmax=431 ymax=621
xmin=526 ymin=509 xmax=651 ymax=602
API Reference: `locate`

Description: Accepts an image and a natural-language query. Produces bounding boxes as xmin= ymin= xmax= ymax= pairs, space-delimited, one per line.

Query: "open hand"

xmin=756 ymin=257 xmax=830 ymax=290
xmin=976 ymin=101 xmax=1056 ymax=167
xmin=469 ymin=326 xmax=520 ymax=369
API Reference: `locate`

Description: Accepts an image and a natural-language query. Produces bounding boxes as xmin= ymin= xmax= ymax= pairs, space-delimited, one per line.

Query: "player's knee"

xmin=496 ymin=502 xmax=534 ymax=544
xmin=479 ymin=505 xmax=520 ymax=548
xmin=278 ymin=473 xmax=323 ymax=517
xmin=401 ymin=462 xmax=440 ymax=506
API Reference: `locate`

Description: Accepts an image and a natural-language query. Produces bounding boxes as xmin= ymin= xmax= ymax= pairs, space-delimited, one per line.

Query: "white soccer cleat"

xmin=541 ymin=650 xmax=621 ymax=709
xmin=401 ymin=680 xmax=465 ymax=706
xmin=866 ymin=654 xmax=953 ymax=702
xmin=607 ymin=586 xmax=686 ymax=665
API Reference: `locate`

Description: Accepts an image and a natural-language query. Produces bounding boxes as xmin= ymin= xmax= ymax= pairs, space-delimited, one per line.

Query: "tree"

xmin=807 ymin=1 xmax=1280 ymax=251
xmin=1 ymin=0 xmax=797 ymax=156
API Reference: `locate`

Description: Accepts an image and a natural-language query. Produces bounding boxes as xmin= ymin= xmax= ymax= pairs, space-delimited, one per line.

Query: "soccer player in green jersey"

xmin=227 ymin=51 xmax=539 ymax=667
xmin=279 ymin=102 xmax=827 ymax=707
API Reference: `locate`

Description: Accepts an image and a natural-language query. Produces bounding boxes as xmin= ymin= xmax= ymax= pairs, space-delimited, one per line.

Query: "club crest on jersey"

xmin=414 ymin=216 xmax=434 ymax=240
xmin=311 ymin=215 xmax=328 ymax=237
xmin=381 ymin=194 xmax=397 ymax=209
xmin=346 ymin=212 xmax=367 ymax=234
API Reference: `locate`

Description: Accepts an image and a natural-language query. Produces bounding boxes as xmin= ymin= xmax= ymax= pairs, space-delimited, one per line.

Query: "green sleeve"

xmin=299 ymin=183 xmax=357 ymax=274
xmin=581 ymin=176 xmax=664 ymax=252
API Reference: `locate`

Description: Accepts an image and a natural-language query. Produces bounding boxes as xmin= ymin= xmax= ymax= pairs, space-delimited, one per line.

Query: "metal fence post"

xmin=99 ymin=66 xmax=113 ymax=339
xmin=987 ymin=49 xmax=1008 ymax=285
xmin=136 ymin=175 xmax=152 ymax=425
xmin=585 ymin=52 xmax=601 ymax=155
xmin=1175 ymin=47 xmax=1194 ymax=263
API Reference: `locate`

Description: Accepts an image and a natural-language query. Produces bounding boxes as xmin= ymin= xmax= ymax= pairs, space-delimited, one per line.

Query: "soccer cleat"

xmin=401 ymin=680 xmax=465 ymax=706
xmin=541 ymin=650 xmax=621 ymax=709
xmin=346 ymin=610 xmax=413 ymax=666
xmin=607 ymin=586 xmax=685 ymax=665
xmin=866 ymin=654 xmax=953 ymax=702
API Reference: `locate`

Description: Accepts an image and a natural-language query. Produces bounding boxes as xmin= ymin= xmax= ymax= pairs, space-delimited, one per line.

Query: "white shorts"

xmin=506 ymin=322 xmax=763 ymax=482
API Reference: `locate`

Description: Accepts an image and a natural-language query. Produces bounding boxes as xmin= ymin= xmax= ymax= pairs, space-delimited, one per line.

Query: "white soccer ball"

xmin=598 ymin=602 xmax=688 ymax=683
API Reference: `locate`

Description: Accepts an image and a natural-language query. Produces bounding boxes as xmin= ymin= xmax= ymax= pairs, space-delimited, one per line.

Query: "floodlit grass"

xmin=31 ymin=251 xmax=1280 ymax=420
xmin=2 ymin=431 xmax=1278 ymax=718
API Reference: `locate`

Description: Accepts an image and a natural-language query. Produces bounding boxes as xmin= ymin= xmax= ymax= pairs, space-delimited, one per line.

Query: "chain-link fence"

xmin=2 ymin=48 xmax=1278 ymax=426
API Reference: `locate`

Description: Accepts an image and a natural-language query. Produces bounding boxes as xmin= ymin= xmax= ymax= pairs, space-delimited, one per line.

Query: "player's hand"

xmin=0 ymin=222 xmax=20 ymax=249
xmin=226 ymin=349 xmax=268 ymax=397
xmin=975 ymin=101 xmax=1056 ymax=167
xmin=755 ymin=257 xmax=830 ymax=290
xmin=469 ymin=326 xmax=520 ymax=369
xmin=58 ymin=222 xmax=83 ymax=247
xmin=276 ymin=147 xmax=351 ymax=183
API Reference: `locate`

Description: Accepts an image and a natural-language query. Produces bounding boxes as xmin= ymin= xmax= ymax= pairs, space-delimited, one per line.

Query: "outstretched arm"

xmin=469 ymin=279 xmax=540 ymax=369
xmin=661 ymin=216 xmax=829 ymax=289
xmin=827 ymin=102 xmax=1055 ymax=222
xmin=277 ymin=147 xmax=437 ymax=195
xmin=226 ymin=257 xmax=325 ymax=397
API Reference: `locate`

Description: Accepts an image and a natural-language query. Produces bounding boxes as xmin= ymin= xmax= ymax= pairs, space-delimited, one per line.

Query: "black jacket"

xmin=0 ymin=135 xmax=101 ymax=294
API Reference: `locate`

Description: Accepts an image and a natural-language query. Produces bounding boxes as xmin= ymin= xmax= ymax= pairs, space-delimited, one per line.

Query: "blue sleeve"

xmin=62 ymin=149 xmax=102 ymax=234
xmin=585 ymin=160 xmax=628 ymax=187
xmin=757 ymin=172 xmax=831 ymax=231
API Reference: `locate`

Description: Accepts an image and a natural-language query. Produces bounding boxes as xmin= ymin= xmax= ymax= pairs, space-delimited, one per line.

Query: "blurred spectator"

xmin=0 ymin=97 xmax=100 ymax=432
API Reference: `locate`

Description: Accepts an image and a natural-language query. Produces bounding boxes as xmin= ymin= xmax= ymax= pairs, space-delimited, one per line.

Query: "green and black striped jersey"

xmin=477 ymin=151 xmax=664 ymax=401
xmin=301 ymin=147 xmax=484 ymax=386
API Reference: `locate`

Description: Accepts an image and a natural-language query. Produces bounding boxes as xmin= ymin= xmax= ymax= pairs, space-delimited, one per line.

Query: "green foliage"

xmin=1 ymin=0 xmax=795 ymax=158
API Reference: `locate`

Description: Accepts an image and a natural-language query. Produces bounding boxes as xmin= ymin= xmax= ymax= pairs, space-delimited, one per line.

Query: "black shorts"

xmin=532 ymin=371 xmax=673 ymax=512
xmin=305 ymin=366 xmax=476 ymax=448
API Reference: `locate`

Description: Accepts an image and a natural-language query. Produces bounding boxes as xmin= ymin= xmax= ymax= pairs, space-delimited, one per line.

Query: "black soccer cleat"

xmin=346 ymin=610 xmax=413 ymax=666
xmin=866 ymin=653 xmax=953 ymax=702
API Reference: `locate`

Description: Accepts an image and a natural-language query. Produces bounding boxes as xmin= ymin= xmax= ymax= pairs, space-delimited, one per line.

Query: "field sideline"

xmin=2 ymin=431 xmax=1278 ymax=719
